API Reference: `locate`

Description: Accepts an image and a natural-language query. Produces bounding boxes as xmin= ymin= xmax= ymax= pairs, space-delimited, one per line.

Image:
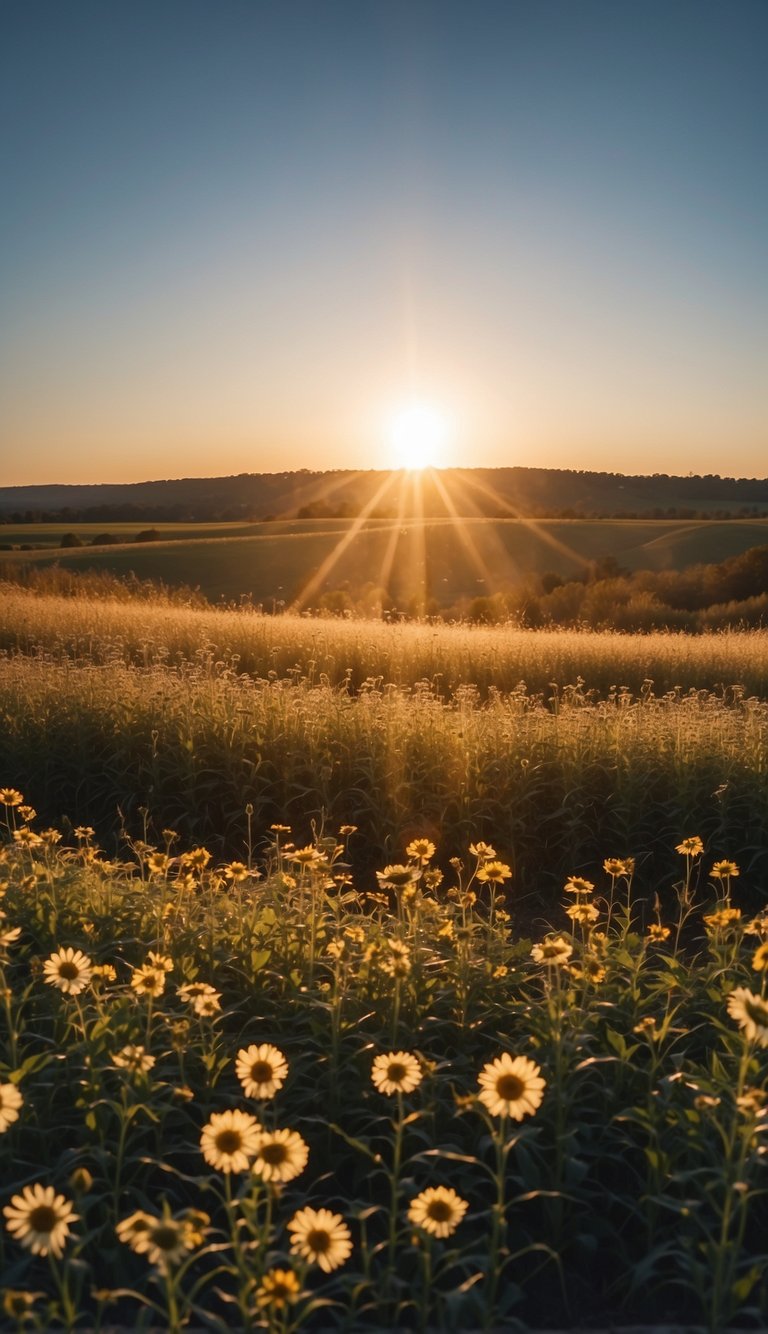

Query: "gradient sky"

xmin=1 ymin=0 xmax=766 ymax=484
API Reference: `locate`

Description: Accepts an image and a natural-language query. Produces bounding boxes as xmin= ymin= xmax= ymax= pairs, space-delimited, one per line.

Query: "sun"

xmin=387 ymin=401 xmax=451 ymax=471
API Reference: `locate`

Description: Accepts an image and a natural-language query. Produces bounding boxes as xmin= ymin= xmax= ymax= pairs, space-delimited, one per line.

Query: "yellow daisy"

xmin=256 ymin=1268 xmax=302 ymax=1310
xmin=112 ymin=1045 xmax=156 ymax=1075
xmin=3 ymin=1184 xmax=78 ymax=1257
xmin=675 ymin=836 xmax=704 ymax=856
xmin=200 ymin=1109 xmax=262 ymax=1173
xmin=235 ymin=1043 xmax=288 ymax=1099
xmin=130 ymin=964 xmax=166 ymax=998
xmin=476 ymin=860 xmax=512 ymax=885
xmin=251 ymin=1128 xmax=309 ymax=1184
xmin=563 ymin=876 xmax=594 ymax=896
xmin=406 ymin=838 xmax=436 ymax=863
xmin=711 ymin=860 xmax=739 ymax=879
xmin=752 ymin=942 xmax=768 ymax=972
xmin=376 ymin=864 xmax=420 ymax=890
xmin=477 ymin=1053 xmax=546 ymax=1120
xmin=727 ymin=988 xmax=768 ymax=1047
xmin=371 ymin=1051 xmax=423 ymax=1096
xmin=287 ymin=1207 xmax=352 ymax=1273
xmin=530 ymin=936 xmax=572 ymax=965
xmin=0 ymin=1083 xmax=23 ymax=1134
xmin=117 ymin=1207 xmax=208 ymax=1271
xmin=407 ymin=1186 xmax=468 ymax=1238
xmin=42 ymin=948 xmax=92 ymax=996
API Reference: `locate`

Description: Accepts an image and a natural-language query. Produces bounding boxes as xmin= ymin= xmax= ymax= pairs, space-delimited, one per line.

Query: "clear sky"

xmin=1 ymin=0 xmax=766 ymax=484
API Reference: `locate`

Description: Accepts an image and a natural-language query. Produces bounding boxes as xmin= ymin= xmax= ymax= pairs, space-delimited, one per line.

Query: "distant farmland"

xmin=3 ymin=516 xmax=768 ymax=606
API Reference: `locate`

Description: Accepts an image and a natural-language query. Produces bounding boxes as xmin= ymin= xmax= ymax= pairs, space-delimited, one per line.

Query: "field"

xmin=2 ymin=582 xmax=768 ymax=1330
xmin=3 ymin=515 xmax=768 ymax=606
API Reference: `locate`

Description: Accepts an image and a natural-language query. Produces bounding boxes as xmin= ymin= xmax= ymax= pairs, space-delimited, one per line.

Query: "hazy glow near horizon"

xmin=1 ymin=1 xmax=767 ymax=486
xmin=387 ymin=402 xmax=452 ymax=471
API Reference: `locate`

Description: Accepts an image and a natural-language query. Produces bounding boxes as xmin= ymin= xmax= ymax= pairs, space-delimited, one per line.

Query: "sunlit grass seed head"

xmin=236 ymin=1043 xmax=288 ymax=1099
xmin=564 ymin=876 xmax=595 ymax=896
xmin=676 ymin=836 xmax=704 ymax=857
xmin=287 ymin=1207 xmax=352 ymax=1273
xmin=406 ymin=838 xmax=436 ymax=863
xmin=476 ymin=860 xmax=512 ymax=884
xmin=376 ymin=864 xmax=420 ymax=890
xmin=251 ymin=1128 xmax=309 ymax=1183
xmin=3 ymin=1184 xmax=78 ymax=1258
xmin=371 ymin=1051 xmax=423 ymax=1096
xmin=201 ymin=1108 xmax=262 ymax=1172
xmin=112 ymin=1045 xmax=156 ymax=1075
xmin=477 ymin=1053 xmax=546 ymax=1120
xmin=43 ymin=947 xmax=93 ymax=996
xmin=407 ymin=1186 xmax=468 ymax=1238
xmin=727 ymin=988 xmax=768 ymax=1046
xmin=131 ymin=964 xmax=167 ymax=997
xmin=0 ymin=1083 xmax=23 ymax=1134
xmin=531 ymin=936 xmax=572 ymax=965
xmin=256 ymin=1268 xmax=302 ymax=1310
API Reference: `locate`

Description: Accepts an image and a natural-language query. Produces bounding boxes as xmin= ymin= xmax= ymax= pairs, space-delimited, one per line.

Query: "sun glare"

xmin=387 ymin=402 xmax=451 ymax=471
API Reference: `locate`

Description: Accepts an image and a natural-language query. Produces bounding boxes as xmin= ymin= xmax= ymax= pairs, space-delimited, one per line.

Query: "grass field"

xmin=3 ymin=516 xmax=768 ymax=605
xmin=2 ymin=584 xmax=768 ymax=1329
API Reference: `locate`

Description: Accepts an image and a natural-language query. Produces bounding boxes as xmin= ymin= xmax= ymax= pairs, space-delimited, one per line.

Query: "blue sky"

xmin=1 ymin=0 xmax=766 ymax=482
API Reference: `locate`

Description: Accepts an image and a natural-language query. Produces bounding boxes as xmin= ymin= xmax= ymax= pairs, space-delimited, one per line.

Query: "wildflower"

xmin=711 ymin=860 xmax=739 ymax=879
xmin=647 ymin=924 xmax=671 ymax=942
xmin=438 ymin=920 xmax=455 ymax=940
xmin=193 ymin=990 xmax=222 ymax=1017
xmin=0 ymin=926 xmax=21 ymax=950
xmin=326 ymin=938 xmax=345 ymax=960
xmin=252 ymin=1128 xmax=309 ymax=1183
xmin=287 ymin=1207 xmax=352 ymax=1273
xmin=0 ymin=789 xmax=23 ymax=807
xmin=569 ymin=955 xmax=606 ymax=984
xmin=256 ymin=1268 xmax=302 ymax=1310
xmin=633 ymin=1017 xmax=659 ymax=1038
xmin=91 ymin=963 xmax=117 ymax=983
xmin=42 ymin=948 xmax=92 ymax=996
xmin=564 ymin=876 xmax=594 ymax=896
xmin=13 ymin=829 xmax=42 ymax=848
xmin=73 ymin=826 xmax=94 ymax=840
xmin=752 ymin=942 xmax=768 ymax=972
xmin=147 ymin=951 xmax=173 ymax=972
xmin=344 ymin=925 xmax=366 ymax=944
xmin=703 ymin=908 xmax=742 ymax=931
xmin=2 ymin=1291 xmax=42 ymax=1320
xmin=270 ymin=824 xmax=292 ymax=834
xmin=182 ymin=847 xmax=211 ymax=870
xmin=477 ymin=1053 xmax=546 ymax=1120
xmin=224 ymin=861 xmax=250 ymax=881
xmin=177 ymin=980 xmax=214 ymax=1002
xmin=131 ymin=964 xmax=166 ymax=998
xmin=339 ymin=824 xmax=357 ymax=836
xmin=531 ymin=936 xmax=572 ymax=965
xmin=407 ymin=1186 xmax=468 ymax=1238
xmin=476 ymin=860 xmax=512 ymax=884
xmin=3 ymin=1184 xmax=78 ymax=1258
xmin=112 ymin=1045 xmax=156 ymax=1075
xmin=469 ymin=841 xmax=496 ymax=859
xmin=676 ymin=836 xmax=704 ymax=857
xmin=424 ymin=868 xmax=444 ymax=890
xmin=69 ymin=1167 xmax=94 ymax=1195
xmin=694 ymin=1093 xmax=721 ymax=1111
xmin=0 ymin=1083 xmax=23 ymax=1134
xmin=40 ymin=828 xmax=62 ymax=845
xmin=378 ymin=939 xmax=412 ymax=978
xmin=565 ymin=902 xmax=599 ymax=925
xmin=727 ymin=988 xmax=768 ymax=1046
xmin=492 ymin=963 xmax=508 ymax=978
xmin=406 ymin=838 xmax=436 ymax=863
xmin=371 ymin=1051 xmax=423 ymax=1096
xmin=236 ymin=1044 xmax=288 ymax=1099
xmin=147 ymin=853 xmax=171 ymax=876
xmin=117 ymin=1207 xmax=208 ymax=1271
xmin=376 ymin=864 xmax=420 ymax=890
xmin=736 ymin=1088 xmax=767 ymax=1117
xmin=745 ymin=914 xmax=768 ymax=938
xmin=201 ymin=1109 xmax=262 ymax=1173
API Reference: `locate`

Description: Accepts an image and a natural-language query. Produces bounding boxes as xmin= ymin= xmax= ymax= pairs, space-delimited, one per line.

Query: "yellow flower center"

xmin=215 ymin=1130 xmax=243 ymax=1154
xmin=28 ymin=1205 xmax=58 ymax=1233
xmin=496 ymin=1073 xmax=525 ymax=1101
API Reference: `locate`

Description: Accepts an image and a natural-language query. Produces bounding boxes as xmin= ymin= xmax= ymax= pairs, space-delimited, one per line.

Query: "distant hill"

xmin=2 ymin=465 xmax=768 ymax=523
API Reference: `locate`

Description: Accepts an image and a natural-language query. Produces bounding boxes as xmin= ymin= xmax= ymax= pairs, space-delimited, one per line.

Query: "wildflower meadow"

xmin=1 ymin=587 xmax=768 ymax=1329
